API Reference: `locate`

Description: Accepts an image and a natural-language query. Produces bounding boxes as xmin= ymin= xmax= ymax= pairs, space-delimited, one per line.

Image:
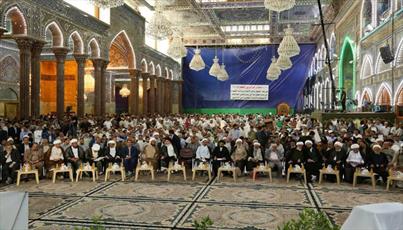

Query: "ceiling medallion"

xmin=189 ymin=48 xmax=206 ymax=71
xmin=88 ymin=0 xmax=124 ymax=8
xmin=266 ymin=57 xmax=281 ymax=81
xmin=119 ymin=84 xmax=131 ymax=97
xmin=278 ymin=25 xmax=300 ymax=58
xmin=264 ymin=0 xmax=296 ymax=12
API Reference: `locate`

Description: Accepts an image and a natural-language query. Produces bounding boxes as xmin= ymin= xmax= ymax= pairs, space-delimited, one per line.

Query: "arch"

xmin=375 ymin=53 xmax=392 ymax=73
xmin=169 ymin=69 xmax=174 ymax=80
xmin=338 ymin=37 xmax=356 ymax=107
xmin=355 ymin=91 xmax=361 ymax=104
xmin=394 ymin=80 xmax=403 ymax=105
xmin=360 ymin=0 xmax=375 ymax=36
xmin=109 ymin=30 xmax=136 ymax=69
xmin=321 ymin=45 xmax=326 ymax=68
xmin=0 ymin=55 xmax=19 ymax=82
xmin=395 ymin=38 xmax=403 ymax=66
xmin=324 ymin=78 xmax=331 ymax=109
xmin=329 ymin=32 xmax=336 ymax=57
xmin=314 ymin=53 xmax=318 ymax=73
xmin=156 ymin=64 xmax=162 ymax=77
xmin=165 ymin=67 xmax=169 ymax=79
xmin=68 ymin=31 xmax=84 ymax=54
xmin=149 ymin=61 xmax=155 ymax=75
xmin=377 ymin=0 xmax=392 ymax=25
xmin=360 ymin=87 xmax=373 ymax=107
xmin=360 ymin=54 xmax=373 ymax=79
xmin=88 ymin=38 xmax=101 ymax=58
xmin=140 ymin=58 xmax=148 ymax=72
xmin=375 ymin=82 xmax=393 ymax=106
xmin=44 ymin=21 xmax=64 ymax=47
xmin=3 ymin=6 xmax=27 ymax=35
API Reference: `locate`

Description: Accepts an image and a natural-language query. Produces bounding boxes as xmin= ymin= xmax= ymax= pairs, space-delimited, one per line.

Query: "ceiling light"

xmin=217 ymin=64 xmax=229 ymax=81
xmin=119 ymin=84 xmax=131 ymax=97
xmin=189 ymin=48 xmax=206 ymax=71
xmin=264 ymin=0 xmax=296 ymax=12
xmin=89 ymin=0 xmax=124 ymax=8
xmin=277 ymin=55 xmax=292 ymax=70
xmin=266 ymin=57 xmax=281 ymax=81
xmin=278 ymin=25 xmax=300 ymax=57
xmin=209 ymin=56 xmax=221 ymax=77
xmin=146 ymin=1 xmax=172 ymax=39
xmin=168 ymin=34 xmax=187 ymax=59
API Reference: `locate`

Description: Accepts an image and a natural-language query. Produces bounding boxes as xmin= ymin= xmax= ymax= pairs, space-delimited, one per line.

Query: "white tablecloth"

xmin=342 ymin=202 xmax=403 ymax=230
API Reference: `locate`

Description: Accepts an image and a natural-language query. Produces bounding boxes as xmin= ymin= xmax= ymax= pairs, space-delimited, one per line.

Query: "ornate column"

xmin=100 ymin=59 xmax=109 ymax=116
xmin=91 ymin=59 xmax=103 ymax=116
xmin=30 ymin=41 xmax=45 ymax=118
xmin=53 ymin=48 xmax=69 ymax=119
xmin=178 ymin=80 xmax=183 ymax=113
xmin=128 ymin=69 xmax=139 ymax=115
xmin=160 ymin=78 xmax=165 ymax=114
xmin=156 ymin=77 xmax=162 ymax=114
xmin=149 ymin=74 xmax=156 ymax=114
xmin=16 ymin=38 xmax=33 ymax=120
xmin=0 ymin=27 xmax=7 ymax=38
xmin=74 ymin=54 xmax=88 ymax=118
xmin=167 ymin=79 xmax=172 ymax=114
xmin=141 ymin=72 xmax=149 ymax=114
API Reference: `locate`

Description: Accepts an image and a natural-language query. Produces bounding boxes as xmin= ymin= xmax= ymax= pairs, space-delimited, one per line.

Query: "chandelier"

xmin=278 ymin=25 xmax=300 ymax=57
xmin=146 ymin=1 xmax=172 ymax=39
xmin=266 ymin=57 xmax=281 ymax=81
xmin=189 ymin=48 xmax=206 ymax=71
xmin=119 ymin=84 xmax=131 ymax=97
xmin=209 ymin=56 xmax=221 ymax=77
xmin=168 ymin=34 xmax=187 ymax=59
xmin=264 ymin=0 xmax=296 ymax=12
xmin=277 ymin=55 xmax=292 ymax=70
xmin=89 ymin=0 xmax=124 ymax=8
xmin=217 ymin=64 xmax=229 ymax=81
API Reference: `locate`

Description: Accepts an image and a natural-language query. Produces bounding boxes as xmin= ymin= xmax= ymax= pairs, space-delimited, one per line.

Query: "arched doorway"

xmin=109 ymin=30 xmax=136 ymax=114
xmin=339 ymin=37 xmax=356 ymax=111
xmin=375 ymin=84 xmax=392 ymax=112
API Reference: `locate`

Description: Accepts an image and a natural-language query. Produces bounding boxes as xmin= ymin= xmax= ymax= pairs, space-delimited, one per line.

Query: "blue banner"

xmin=183 ymin=45 xmax=316 ymax=111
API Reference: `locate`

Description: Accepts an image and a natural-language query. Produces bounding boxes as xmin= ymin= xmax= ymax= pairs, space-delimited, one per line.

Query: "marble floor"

xmin=1 ymin=172 xmax=402 ymax=229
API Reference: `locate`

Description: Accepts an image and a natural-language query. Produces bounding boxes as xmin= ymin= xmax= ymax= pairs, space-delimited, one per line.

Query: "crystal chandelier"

xmin=277 ymin=55 xmax=292 ymax=70
xmin=209 ymin=56 xmax=221 ymax=77
xmin=189 ymin=48 xmax=206 ymax=71
xmin=278 ymin=25 xmax=300 ymax=57
xmin=266 ymin=57 xmax=281 ymax=81
xmin=89 ymin=0 xmax=124 ymax=8
xmin=146 ymin=1 xmax=172 ymax=39
xmin=168 ymin=34 xmax=187 ymax=59
xmin=217 ymin=64 xmax=229 ymax=81
xmin=119 ymin=84 xmax=131 ymax=97
xmin=264 ymin=0 xmax=296 ymax=12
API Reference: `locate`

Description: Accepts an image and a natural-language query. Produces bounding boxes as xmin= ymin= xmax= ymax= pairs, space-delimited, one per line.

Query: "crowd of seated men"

xmin=0 ymin=113 xmax=402 ymax=187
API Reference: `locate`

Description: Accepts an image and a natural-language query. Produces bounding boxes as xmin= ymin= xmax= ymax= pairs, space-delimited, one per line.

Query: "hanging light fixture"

xmin=277 ymin=55 xmax=292 ymax=70
xmin=168 ymin=34 xmax=187 ymax=59
xmin=119 ymin=84 xmax=131 ymax=98
xmin=264 ymin=0 xmax=296 ymax=12
xmin=217 ymin=48 xmax=229 ymax=81
xmin=266 ymin=57 xmax=281 ymax=81
xmin=209 ymin=48 xmax=221 ymax=77
xmin=189 ymin=47 xmax=205 ymax=71
xmin=278 ymin=25 xmax=300 ymax=57
xmin=146 ymin=0 xmax=172 ymax=39
xmin=89 ymin=0 xmax=124 ymax=8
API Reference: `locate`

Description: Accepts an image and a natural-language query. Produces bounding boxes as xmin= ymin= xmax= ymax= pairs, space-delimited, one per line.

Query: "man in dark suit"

xmin=169 ymin=129 xmax=181 ymax=152
xmin=17 ymin=135 xmax=32 ymax=160
xmin=1 ymin=142 xmax=21 ymax=184
xmin=65 ymin=139 xmax=85 ymax=176
xmin=120 ymin=138 xmax=138 ymax=175
xmin=8 ymin=123 xmax=20 ymax=142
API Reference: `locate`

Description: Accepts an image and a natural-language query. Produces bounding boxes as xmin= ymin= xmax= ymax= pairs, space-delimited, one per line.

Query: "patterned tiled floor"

xmin=1 ymin=172 xmax=402 ymax=229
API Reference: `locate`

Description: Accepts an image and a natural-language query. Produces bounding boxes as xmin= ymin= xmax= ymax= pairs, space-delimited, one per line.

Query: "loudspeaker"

xmin=379 ymin=45 xmax=394 ymax=64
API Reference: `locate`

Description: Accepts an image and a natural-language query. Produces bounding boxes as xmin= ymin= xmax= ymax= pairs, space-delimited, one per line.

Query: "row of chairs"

xmin=15 ymin=162 xmax=403 ymax=191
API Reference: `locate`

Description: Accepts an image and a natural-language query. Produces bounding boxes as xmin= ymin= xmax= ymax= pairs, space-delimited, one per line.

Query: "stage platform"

xmin=312 ymin=112 xmax=396 ymax=124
